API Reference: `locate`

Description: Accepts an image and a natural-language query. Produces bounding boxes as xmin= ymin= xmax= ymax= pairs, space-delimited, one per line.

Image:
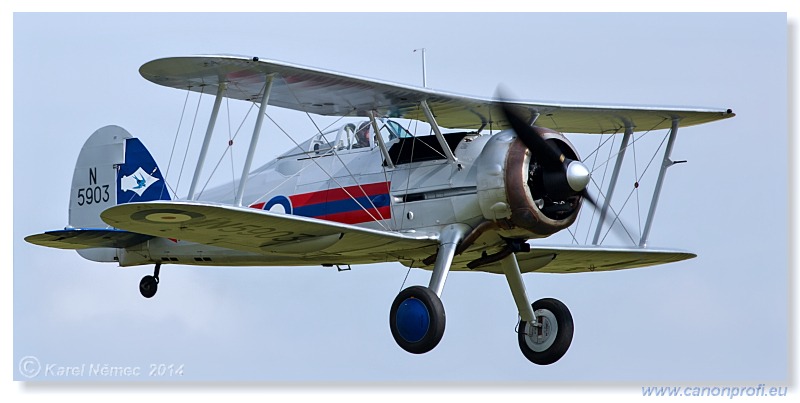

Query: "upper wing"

xmin=468 ymin=245 xmax=696 ymax=274
xmin=140 ymin=55 xmax=734 ymax=134
xmin=100 ymin=201 xmax=438 ymax=262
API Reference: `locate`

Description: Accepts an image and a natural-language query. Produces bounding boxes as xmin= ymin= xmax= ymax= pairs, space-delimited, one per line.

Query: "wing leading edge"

xmin=140 ymin=55 xmax=734 ymax=134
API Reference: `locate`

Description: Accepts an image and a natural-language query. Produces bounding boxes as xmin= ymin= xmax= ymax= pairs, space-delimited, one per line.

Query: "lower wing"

xmin=25 ymin=228 xmax=153 ymax=249
xmin=470 ymin=245 xmax=696 ymax=274
xmin=100 ymin=201 xmax=438 ymax=260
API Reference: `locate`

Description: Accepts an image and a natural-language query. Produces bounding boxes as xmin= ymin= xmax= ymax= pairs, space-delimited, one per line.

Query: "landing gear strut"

xmin=389 ymin=224 xmax=468 ymax=354
xmin=501 ymin=251 xmax=573 ymax=365
xmin=139 ymin=263 xmax=160 ymax=298
xmin=387 ymin=228 xmax=575 ymax=365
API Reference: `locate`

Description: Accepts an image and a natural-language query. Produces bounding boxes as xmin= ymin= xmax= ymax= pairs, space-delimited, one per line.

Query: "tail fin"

xmin=64 ymin=126 xmax=169 ymax=262
xmin=69 ymin=125 xmax=170 ymax=230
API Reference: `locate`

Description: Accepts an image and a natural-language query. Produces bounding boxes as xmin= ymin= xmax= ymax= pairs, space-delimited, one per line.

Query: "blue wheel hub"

xmin=395 ymin=297 xmax=430 ymax=343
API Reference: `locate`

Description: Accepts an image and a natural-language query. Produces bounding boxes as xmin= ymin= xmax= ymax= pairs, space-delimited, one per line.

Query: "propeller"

xmin=499 ymin=102 xmax=597 ymax=208
xmin=498 ymin=97 xmax=637 ymax=244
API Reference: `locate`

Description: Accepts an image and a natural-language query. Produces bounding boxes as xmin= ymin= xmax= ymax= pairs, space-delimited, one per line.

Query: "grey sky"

xmin=12 ymin=12 xmax=788 ymax=385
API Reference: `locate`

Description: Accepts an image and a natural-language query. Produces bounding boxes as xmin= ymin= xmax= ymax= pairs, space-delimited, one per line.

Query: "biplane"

xmin=25 ymin=55 xmax=735 ymax=365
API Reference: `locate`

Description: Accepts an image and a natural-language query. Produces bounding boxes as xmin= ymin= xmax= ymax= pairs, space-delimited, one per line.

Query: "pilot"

xmin=354 ymin=122 xmax=371 ymax=148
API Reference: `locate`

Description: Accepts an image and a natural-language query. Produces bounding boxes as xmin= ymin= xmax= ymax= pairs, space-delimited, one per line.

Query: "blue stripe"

xmin=294 ymin=194 xmax=390 ymax=217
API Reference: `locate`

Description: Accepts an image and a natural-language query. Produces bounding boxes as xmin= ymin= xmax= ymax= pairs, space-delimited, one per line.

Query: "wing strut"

xmin=235 ymin=74 xmax=275 ymax=206
xmin=592 ymin=126 xmax=633 ymax=245
xmin=639 ymin=118 xmax=680 ymax=247
xmin=368 ymin=110 xmax=395 ymax=169
xmin=188 ymin=82 xmax=227 ymax=200
xmin=420 ymin=100 xmax=457 ymax=163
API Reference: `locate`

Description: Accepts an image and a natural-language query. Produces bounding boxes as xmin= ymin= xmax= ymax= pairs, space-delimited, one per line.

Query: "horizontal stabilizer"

xmin=24 ymin=228 xmax=153 ymax=250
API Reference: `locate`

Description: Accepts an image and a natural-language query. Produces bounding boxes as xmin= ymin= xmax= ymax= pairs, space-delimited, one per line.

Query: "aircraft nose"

xmin=566 ymin=160 xmax=590 ymax=192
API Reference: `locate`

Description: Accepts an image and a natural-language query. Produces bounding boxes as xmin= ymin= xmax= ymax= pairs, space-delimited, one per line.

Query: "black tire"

xmin=389 ymin=285 xmax=446 ymax=354
xmin=517 ymin=297 xmax=573 ymax=365
xmin=139 ymin=275 xmax=158 ymax=299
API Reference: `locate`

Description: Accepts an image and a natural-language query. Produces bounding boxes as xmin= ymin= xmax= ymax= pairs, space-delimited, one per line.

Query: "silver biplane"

xmin=25 ymin=55 xmax=734 ymax=365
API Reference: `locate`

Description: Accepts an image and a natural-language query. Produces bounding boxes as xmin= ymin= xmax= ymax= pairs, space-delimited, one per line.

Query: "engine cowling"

xmin=476 ymin=127 xmax=582 ymax=239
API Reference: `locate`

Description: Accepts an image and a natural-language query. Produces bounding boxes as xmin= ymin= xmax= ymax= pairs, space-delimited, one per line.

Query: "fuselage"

xmin=119 ymin=120 xmax=489 ymax=267
xmin=116 ymin=118 xmax=586 ymax=268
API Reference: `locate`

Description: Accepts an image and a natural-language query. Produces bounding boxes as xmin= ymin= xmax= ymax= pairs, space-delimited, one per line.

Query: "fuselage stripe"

xmin=292 ymin=194 xmax=390 ymax=218
xmin=251 ymin=181 xmax=392 ymax=224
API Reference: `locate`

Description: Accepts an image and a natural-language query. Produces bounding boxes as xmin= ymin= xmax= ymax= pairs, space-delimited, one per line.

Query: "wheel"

xmin=517 ymin=297 xmax=573 ymax=365
xmin=139 ymin=275 xmax=158 ymax=298
xmin=389 ymin=285 xmax=446 ymax=354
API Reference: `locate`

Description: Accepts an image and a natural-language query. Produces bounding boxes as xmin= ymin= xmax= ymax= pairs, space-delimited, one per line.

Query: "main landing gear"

xmin=139 ymin=263 xmax=160 ymax=298
xmin=388 ymin=230 xmax=574 ymax=365
xmin=390 ymin=224 xmax=464 ymax=354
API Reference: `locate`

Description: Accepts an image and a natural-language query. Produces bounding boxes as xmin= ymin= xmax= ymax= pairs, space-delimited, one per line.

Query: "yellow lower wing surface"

xmin=101 ymin=201 xmax=694 ymax=273
xmin=466 ymin=245 xmax=696 ymax=274
xmin=101 ymin=201 xmax=438 ymax=261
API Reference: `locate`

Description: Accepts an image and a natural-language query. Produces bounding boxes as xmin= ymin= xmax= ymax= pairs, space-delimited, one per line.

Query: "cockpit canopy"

xmin=279 ymin=119 xmax=413 ymax=159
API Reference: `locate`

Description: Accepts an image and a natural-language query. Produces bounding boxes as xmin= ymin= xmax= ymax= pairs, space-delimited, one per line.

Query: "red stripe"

xmin=317 ymin=206 xmax=392 ymax=225
xmin=248 ymin=182 xmax=392 ymax=224
xmin=289 ymin=191 xmax=327 ymax=206
xmin=290 ymin=182 xmax=390 ymax=206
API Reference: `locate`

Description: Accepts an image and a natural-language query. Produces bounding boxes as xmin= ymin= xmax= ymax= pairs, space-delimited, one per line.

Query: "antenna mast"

xmin=413 ymin=48 xmax=427 ymax=88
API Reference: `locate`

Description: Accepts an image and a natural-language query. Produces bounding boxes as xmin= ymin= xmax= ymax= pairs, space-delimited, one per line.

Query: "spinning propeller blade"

xmin=498 ymin=93 xmax=634 ymax=244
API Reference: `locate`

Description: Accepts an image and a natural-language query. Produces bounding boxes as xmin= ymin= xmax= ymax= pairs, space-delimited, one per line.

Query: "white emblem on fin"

xmin=120 ymin=167 xmax=159 ymax=196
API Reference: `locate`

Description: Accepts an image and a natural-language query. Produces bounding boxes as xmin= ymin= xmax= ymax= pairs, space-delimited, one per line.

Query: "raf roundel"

xmin=144 ymin=212 xmax=194 ymax=223
xmin=264 ymin=195 xmax=293 ymax=214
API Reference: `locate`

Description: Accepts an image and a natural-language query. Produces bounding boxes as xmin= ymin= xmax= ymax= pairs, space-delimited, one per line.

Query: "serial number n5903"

xmin=76 ymin=185 xmax=110 ymax=206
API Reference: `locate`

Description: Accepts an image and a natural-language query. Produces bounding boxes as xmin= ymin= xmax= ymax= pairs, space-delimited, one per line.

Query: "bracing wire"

xmin=588 ymin=118 xmax=668 ymax=175
xmin=598 ymin=129 xmax=671 ymax=245
xmin=195 ymin=99 xmax=256 ymax=200
xmin=298 ymin=114 xmax=390 ymax=224
xmin=165 ymin=88 xmax=191 ymax=180
xmin=280 ymin=84 xmax=393 ymax=227
xmin=261 ymin=110 xmax=391 ymax=231
xmin=174 ymin=85 xmax=206 ymax=196
xmin=161 ymin=88 xmax=192 ymax=200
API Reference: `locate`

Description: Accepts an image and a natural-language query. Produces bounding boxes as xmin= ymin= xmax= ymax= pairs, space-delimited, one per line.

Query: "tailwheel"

xmin=389 ymin=285 xmax=446 ymax=354
xmin=517 ymin=298 xmax=573 ymax=365
xmin=139 ymin=263 xmax=161 ymax=299
xmin=139 ymin=275 xmax=158 ymax=298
